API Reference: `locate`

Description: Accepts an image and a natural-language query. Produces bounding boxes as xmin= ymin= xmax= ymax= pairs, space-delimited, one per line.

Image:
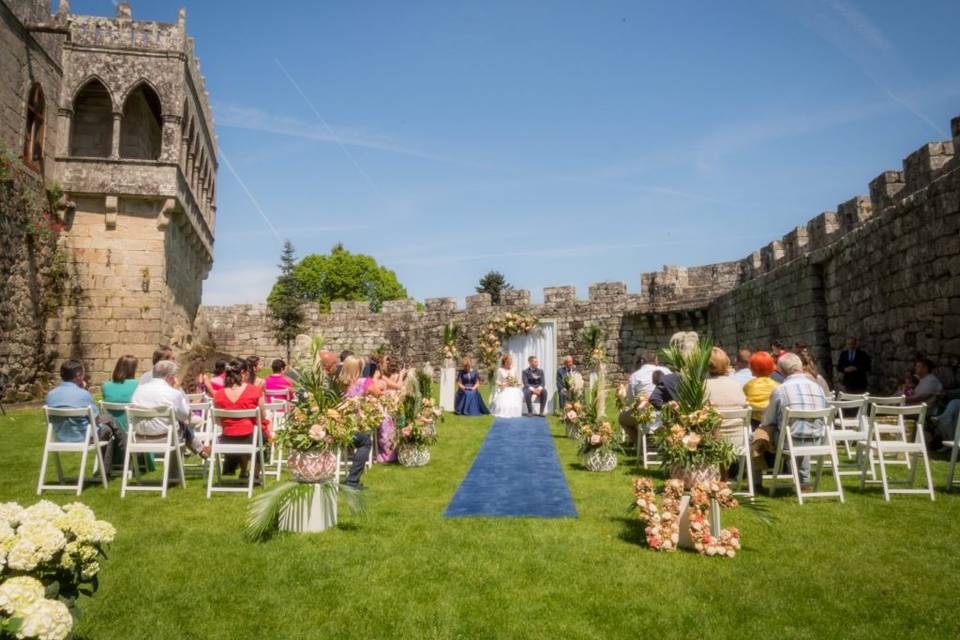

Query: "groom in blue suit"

xmin=523 ymin=356 xmax=548 ymax=416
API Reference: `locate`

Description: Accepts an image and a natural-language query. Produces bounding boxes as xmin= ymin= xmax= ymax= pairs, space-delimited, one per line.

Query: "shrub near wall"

xmin=0 ymin=148 xmax=68 ymax=401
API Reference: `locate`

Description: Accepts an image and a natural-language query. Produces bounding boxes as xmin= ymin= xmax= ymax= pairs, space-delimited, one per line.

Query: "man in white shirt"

xmin=627 ymin=351 xmax=670 ymax=402
xmin=731 ymin=348 xmax=754 ymax=386
xmin=909 ymin=357 xmax=942 ymax=405
xmin=130 ymin=360 xmax=208 ymax=458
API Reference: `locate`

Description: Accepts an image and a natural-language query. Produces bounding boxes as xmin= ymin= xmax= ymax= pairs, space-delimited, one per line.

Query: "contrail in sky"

xmin=218 ymin=147 xmax=283 ymax=243
xmin=275 ymin=58 xmax=384 ymax=197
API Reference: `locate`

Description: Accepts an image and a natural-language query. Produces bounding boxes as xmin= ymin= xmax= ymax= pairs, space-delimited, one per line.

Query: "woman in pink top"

xmin=205 ymin=359 xmax=227 ymax=395
xmin=264 ymin=358 xmax=295 ymax=401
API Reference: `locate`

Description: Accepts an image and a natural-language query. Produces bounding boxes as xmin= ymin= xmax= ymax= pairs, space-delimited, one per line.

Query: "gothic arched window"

xmin=22 ymin=83 xmax=45 ymax=171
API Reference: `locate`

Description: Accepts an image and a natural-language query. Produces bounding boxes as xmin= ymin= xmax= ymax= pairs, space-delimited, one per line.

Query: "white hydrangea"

xmin=0 ymin=502 xmax=23 ymax=527
xmin=16 ymin=522 xmax=66 ymax=563
xmin=18 ymin=501 xmax=63 ymax=525
xmin=60 ymin=503 xmax=95 ymax=520
xmin=0 ymin=520 xmax=14 ymax=544
xmin=5 ymin=538 xmax=41 ymax=572
xmin=16 ymin=598 xmax=73 ymax=640
xmin=0 ymin=576 xmax=44 ymax=615
xmin=80 ymin=560 xmax=100 ymax=580
xmin=90 ymin=520 xmax=116 ymax=545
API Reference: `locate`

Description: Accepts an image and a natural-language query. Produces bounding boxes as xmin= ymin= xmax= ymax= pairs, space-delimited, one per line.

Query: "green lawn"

xmin=2 ymin=401 xmax=960 ymax=640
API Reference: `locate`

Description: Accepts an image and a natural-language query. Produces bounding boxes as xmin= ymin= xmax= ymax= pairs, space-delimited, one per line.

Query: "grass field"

xmin=2 ymin=399 xmax=960 ymax=640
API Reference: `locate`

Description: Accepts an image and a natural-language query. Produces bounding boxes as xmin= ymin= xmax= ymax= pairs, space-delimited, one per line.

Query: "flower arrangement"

xmin=0 ymin=501 xmax=116 ymax=640
xmin=654 ymin=338 xmax=735 ymax=483
xmin=632 ymin=478 xmax=740 ymax=557
xmin=504 ymin=375 xmax=520 ymax=388
xmin=477 ymin=312 xmax=538 ymax=373
xmin=581 ymin=325 xmax=607 ymax=367
xmin=561 ymin=399 xmax=583 ymax=439
xmin=396 ymin=397 xmax=441 ymax=449
xmin=574 ymin=384 xmax=619 ymax=471
xmin=439 ymin=323 xmax=461 ymax=363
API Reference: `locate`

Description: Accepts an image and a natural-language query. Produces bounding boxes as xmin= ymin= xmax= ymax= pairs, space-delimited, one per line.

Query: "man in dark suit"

xmin=837 ymin=337 xmax=870 ymax=393
xmin=555 ymin=355 xmax=577 ymax=411
xmin=523 ymin=356 xmax=548 ymax=416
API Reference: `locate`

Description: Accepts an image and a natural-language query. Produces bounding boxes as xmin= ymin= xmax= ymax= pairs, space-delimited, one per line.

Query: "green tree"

xmin=268 ymin=240 xmax=306 ymax=362
xmin=476 ymin=270 xmax=512 ymax=304
xmin=274 ymin=243 xmax=408 ymax=313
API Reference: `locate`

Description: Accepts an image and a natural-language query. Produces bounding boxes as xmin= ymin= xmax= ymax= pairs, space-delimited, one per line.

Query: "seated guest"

xmin=754 ymin=353 xmax=828 ymax=489
xmin=909 ymin=357 xmax=942 ymax=405
xmin=45 ymin=360 xmax=115 ymax=472
xmin=181 ymin=358 xmax=208 ymax=396
xmin=264 ymin=359 xmax=296 ymax=400
xmin=899 ymin=370 xmax=919 ymax=399
xmin=130 ymin=360 xmax=210 ymax=465
xmin=705 ymin=347 xmax=747 ymax=417
xmin=556 ymin=355 xmax=578 ymax=409
xmin=205 ymin=359 xmax=227 ymax=395
xmin=743 ymin=352 xmax=779 ymax=426
xmin=455 ymin=356 xmax=489 ymax=416
xmin=650 ymin=332 xmax=699 ymax=409
xmin=212 ymin=359 xmax=271 ymax=478
xmin=245 ymin=356 xmax=265 ymax=387
xmin=627 ymin=351 xmax=670 ymax=402
xmin=334 ymin=350 xmax=354 ymax=379
xmin=340 ymin=357 xmax=396 ymax=467
xmin=731 ymin=348 xmax=754 ymax=386
xmin=316 ymin=351 xmax=339 ymax=377
xmin=139 ymin=346 xmax=174 ymax=385
xmin=770 ymin=341 xmax=788 ymax=383
xmin=362 ymin=354 xmax=382 ymax=379
xmin=932 ymin=398 xmax=960 ymax=449
xmin=102 ymin=355 xmax=139 ymax=431
xmin=799 ymin=352 xmax=831 ymax=396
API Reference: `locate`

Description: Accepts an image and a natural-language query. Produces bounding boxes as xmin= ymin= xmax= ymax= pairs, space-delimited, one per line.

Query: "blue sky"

xmin=73 ymin=1 xmax=960 ymax=305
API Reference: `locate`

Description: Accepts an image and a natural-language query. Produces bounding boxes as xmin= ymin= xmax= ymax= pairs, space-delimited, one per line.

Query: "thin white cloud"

xmin=215 ymin=102 xmax=441 ymax=160
xmin=218 ymin=224 xmax=371 ymax=239
xmin=828 ymin=1 xmax=891 ymax=52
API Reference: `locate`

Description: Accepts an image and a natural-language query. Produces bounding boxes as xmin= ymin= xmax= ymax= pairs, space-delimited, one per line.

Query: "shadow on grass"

xmin=613 ymin=515 xmax=646 ymax=546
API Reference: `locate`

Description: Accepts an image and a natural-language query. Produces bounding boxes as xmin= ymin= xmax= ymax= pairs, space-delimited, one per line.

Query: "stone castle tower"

xmin=0 ymin=0 xmax=216 ymax=393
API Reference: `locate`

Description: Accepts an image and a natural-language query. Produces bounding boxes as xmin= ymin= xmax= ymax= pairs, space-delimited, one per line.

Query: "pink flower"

xmin=308 ymin=424 xmax=326 ymax=440
xmin=401 ymin=426 xmax=413 ymax=437
xmin=590 ymin=434 xmax=601 ymax=445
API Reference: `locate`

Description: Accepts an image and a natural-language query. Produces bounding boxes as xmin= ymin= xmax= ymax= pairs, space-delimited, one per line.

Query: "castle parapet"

xmin=543 ymin=286 xmax=577 ymax=305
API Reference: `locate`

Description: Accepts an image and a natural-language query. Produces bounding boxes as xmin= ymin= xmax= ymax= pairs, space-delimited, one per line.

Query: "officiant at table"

xmin=556 ymin=355 xmax=577 ymax=410
xmin=523 ymin=356 xmax=548 ymax=416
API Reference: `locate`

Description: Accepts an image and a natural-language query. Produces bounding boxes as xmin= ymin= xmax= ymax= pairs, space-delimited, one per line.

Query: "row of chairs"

xmin=633 ymin=392 xmax=951 ymax=504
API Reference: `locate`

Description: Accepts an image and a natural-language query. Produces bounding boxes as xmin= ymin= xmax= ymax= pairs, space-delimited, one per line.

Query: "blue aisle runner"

xmin=444 ymin=417 xmax=577 ymax=518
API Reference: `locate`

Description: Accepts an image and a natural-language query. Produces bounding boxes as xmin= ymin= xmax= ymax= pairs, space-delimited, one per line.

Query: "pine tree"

xmin=268 ymin=240 xmax=305 ymax=362
xmin=476 ymin=270 xmax=512 ymax=304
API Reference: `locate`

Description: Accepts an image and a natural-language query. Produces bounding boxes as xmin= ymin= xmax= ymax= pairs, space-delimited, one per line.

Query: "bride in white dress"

xmin=491 ymin=353 xmax=524 ymax=418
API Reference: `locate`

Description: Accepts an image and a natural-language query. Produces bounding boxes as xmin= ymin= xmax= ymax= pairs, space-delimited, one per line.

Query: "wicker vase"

xmin=287 ymin=450 xmax=338 ymax=482
xmin=584 ymin=448 xmax=618 ymax=472
xmin=564 ymin=421 xmax=581 ymax=440
xmin=670 ymin=464 xmax=721 ymax=490
xmin=398 ymin=444 xmax=431 ymax=467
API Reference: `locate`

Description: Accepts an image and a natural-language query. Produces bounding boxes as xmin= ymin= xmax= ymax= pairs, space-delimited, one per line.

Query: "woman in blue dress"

xmin=455 ymin=356 xmax=489 ymax=416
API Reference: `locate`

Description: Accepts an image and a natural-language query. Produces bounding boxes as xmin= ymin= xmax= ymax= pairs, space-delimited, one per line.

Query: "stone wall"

xmin=709 ymin=126 xmax=960 ymax=392
xmin=199 ymin=115 xmax=960 ymax=393
xmin=198 ymin=264 xmax=735 ymax=381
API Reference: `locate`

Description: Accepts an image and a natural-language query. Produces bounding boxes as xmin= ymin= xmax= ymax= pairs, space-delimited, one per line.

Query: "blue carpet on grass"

xmin=444 ymin=417 xmax=577 ymax=518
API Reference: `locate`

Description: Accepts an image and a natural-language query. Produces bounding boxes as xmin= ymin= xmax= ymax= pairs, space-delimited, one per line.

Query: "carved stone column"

xmin=110 ymin=112 xmax=122 ymax=159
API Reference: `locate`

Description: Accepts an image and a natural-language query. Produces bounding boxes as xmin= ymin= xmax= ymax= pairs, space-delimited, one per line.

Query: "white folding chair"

xmin=827 ymin=398 xmax=869 ymax=476
xmin=37 ymin=406 xmax=109 ymax=496
xmin=186 ymin=393 xmax=207 ymax=404
xmin=122 ymin=407 xmax=188 ymax=498
xmin=945 ymin=409 xmax=960 ymax=492
xmin=767 ymin=406 xmax=843 ymax=504
xmin=718 ymin=408 xmax=754 ymax=499
xmin=264 ymin=399 xmax=288 ymax=480
xmin=184 ymin=400 xmax=213 ymax=474
xmin=836 ymin=391 xmax=868 ymax=401
xmin=635 ymin=417 xmax=661 ymax=469
xmin=207 ymin=408 xmax=266 ymax=498
xmin=859 ymin=404 xmax=934 ymax=501
xmin=861 ymin=395 xmax=911 ymax=474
